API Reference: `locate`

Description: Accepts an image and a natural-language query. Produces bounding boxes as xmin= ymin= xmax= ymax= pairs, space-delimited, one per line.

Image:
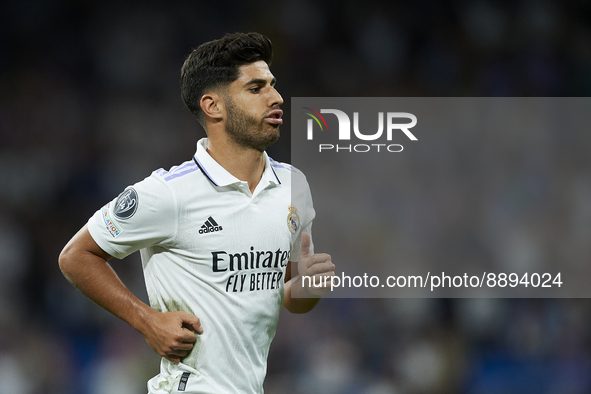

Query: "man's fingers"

xmin=167 ymin=348 xmax=190 ymax=357
xmin=305 ymin=261 xmax=335 ymax=276
xmin=176 ymin=327 xmax=196 ymax=344
xmin=300 ymin=232 xmax=311 ymax=257
xmin=306 ymin=273 xmax=335 ymax=285
xmin=172 ymin=341 xmax=194 ymax=351
xmin=191 ymin=322 xmax=204 ymax=334
xmin=179 ymin=312 xmax=204 ymax=334
xmin=144 ymin=311 xmax=204 ymax=363
xmin=163 ymin=339 xmax=194 ymax=363
xmin=305 ymin=252 xmax=332 ymax=269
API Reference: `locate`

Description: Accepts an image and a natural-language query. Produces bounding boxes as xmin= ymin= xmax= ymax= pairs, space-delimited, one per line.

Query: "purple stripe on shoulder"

xmin=164 ymin=165 xmax=199 ymax=181
xmin=271 ymin=163 xmax=296 ymax=172
xmin=168 ymin=161 xmax=194 ymax=175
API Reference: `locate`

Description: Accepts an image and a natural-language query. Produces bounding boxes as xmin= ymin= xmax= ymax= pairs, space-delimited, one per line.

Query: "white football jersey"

xmin=87 ymin=138 xmax=315 ymax=393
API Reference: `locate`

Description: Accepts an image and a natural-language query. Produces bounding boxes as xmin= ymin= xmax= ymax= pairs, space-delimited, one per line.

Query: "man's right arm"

xmin=58 ymin=225 xmax=203 ymax=364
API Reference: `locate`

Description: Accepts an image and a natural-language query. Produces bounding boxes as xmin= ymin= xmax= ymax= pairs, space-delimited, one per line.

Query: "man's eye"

xmin=250 ymin=87 xmax=261 ymax=93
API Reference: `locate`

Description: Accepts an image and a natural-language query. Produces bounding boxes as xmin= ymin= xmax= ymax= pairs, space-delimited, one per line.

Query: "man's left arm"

xmin=283 ymin=232 xmax=335 ymax=313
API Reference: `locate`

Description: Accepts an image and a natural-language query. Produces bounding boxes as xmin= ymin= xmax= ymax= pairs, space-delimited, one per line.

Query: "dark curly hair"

xmin=180 ymin=32 xmax=273 ymax=129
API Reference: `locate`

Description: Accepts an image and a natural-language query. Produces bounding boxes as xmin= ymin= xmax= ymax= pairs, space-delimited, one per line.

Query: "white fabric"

xmin=87 ymin=138 xmax=314 ymax=393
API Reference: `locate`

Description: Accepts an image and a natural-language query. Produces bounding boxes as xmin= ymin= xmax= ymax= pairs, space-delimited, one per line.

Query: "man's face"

xmin=223 ymin=61 xmax=284 ymax=152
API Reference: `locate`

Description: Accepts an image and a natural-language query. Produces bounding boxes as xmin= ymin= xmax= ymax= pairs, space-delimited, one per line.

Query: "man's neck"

xmin=205 ymin=137 xmax=266 ymax=193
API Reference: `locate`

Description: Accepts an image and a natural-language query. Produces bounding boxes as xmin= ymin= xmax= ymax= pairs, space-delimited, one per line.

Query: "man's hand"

xmin=139 ymin=310 xmax=204 ymax=364
xmin=297 ymin=232 xmax=335 ymax=297
xmin=59 ymin=226 xmax=205 ymax=364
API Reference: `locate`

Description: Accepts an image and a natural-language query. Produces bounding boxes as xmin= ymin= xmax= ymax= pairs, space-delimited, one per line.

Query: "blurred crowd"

xmin=1 ymin=0 xmax=591 ymax=393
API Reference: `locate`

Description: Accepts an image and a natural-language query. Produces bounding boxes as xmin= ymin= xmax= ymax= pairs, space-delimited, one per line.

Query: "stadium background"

xmin=1 ymin=0 xmax=591 ymax=393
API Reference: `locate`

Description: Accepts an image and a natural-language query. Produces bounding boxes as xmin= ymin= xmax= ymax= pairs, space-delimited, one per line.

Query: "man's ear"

xmin=200 ymin=92 xmax=224 ymax=120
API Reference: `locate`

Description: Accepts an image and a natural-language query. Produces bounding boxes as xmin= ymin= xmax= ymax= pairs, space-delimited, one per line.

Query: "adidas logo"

xmin=199 ymin=216 xmax=223 ymax=234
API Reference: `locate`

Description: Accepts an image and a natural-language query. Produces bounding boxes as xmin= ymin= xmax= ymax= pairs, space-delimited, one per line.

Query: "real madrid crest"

xmin=287 ymin=205 xmax=300 ymax=234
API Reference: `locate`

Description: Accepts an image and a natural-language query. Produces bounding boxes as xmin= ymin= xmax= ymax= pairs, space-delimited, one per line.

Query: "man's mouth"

xmin=265 ymin=109 xmax=283 ymax=125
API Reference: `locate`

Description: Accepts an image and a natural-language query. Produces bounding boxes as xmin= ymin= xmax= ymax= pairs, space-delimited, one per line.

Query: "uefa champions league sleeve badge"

xmin=114 ymin=187 xmax=139 ymax=220
xmin=287 ymin=205 xmax=300 ymax=234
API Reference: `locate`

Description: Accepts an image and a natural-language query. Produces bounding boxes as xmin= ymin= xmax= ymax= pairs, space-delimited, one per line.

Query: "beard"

xmin=224 ymin=96 xmax=280 ymax=152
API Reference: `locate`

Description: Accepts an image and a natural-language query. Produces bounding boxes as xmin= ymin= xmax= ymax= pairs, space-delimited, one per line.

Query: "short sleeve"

xmin=289 ymin=171 xmax=315 ymax=262
xmin=87 ymin=173 xmax=177 ymax=259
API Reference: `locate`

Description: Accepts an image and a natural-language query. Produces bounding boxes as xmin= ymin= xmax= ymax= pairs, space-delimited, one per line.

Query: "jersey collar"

xmin=193 ymin=138 xmax=281 ymax=188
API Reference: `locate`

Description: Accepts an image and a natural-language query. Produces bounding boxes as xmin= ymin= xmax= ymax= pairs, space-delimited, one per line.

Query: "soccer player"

xmin=59 ymin=32 xmax=335 ymax=393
